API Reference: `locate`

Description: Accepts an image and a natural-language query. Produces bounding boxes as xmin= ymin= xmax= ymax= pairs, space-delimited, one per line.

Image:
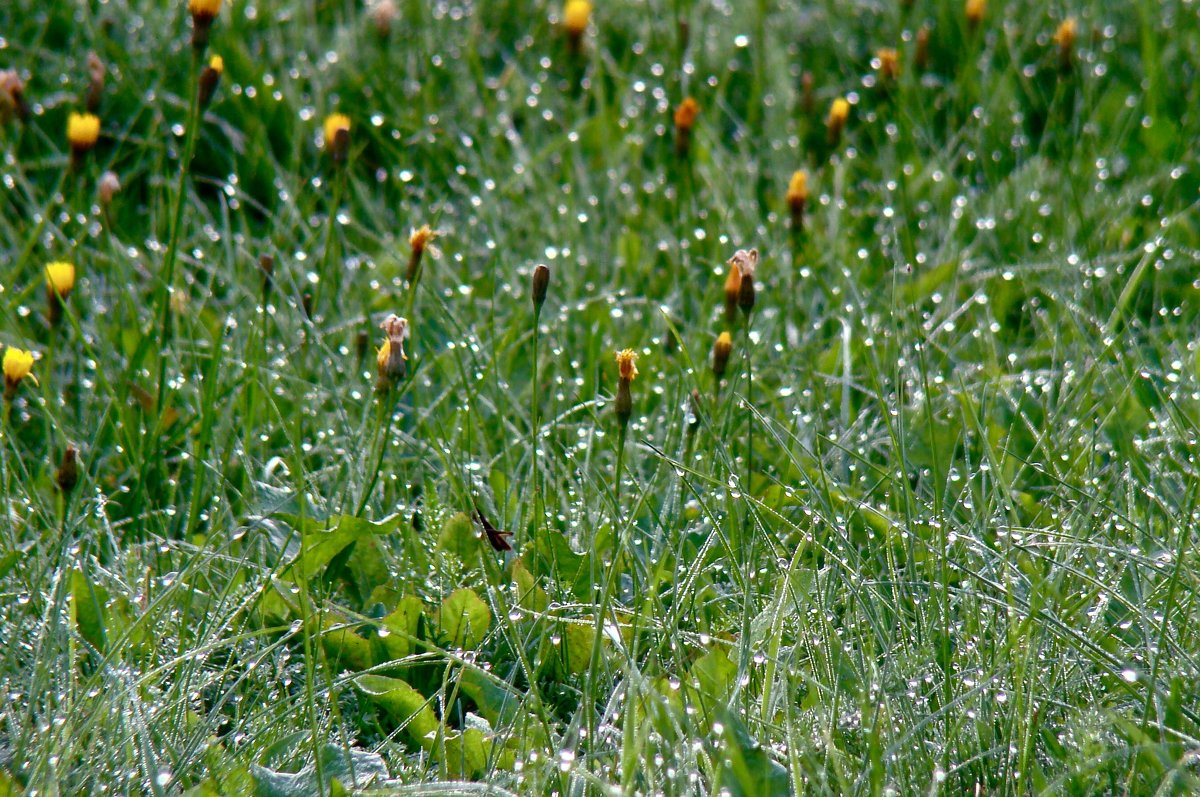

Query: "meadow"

xmin=2 ymin=0 xmax=1200 ymax=794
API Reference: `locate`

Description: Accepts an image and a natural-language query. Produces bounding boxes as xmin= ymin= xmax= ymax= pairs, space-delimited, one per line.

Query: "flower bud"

xmin=723 ymin=260 xmax=742 ymax=325
xmin=85 ymin=52 xmax=105 ymax=113
xmin=532 ymin=263 xmax=550 ymax=313
xmin=45 ymin=261 xmax=76 ymax=327
xmin=564 ymin=0 xmax=593 ymax=55
xmin=614 ymin=348 xmax=638 ymax=427
xmin=371 ymin=0 xmax=398 ymax=38
xmin=0 ymin=70 xmax=29 ymax=121
xmin=375 ymin=314 xmax=410 ymax=393
xmin=1054 ymin=17 xmax=1078 ymax=73
xmin=915 ymin=26 xmax=931 ymax=71
xmin=56 ymin=446 xmax=80 ymax=493
xmin=786 ymin=170 xmax=808 ymax=231
xmin=712 ymin=331 xmax=733 ymax=379
xmin=323 ymin=113 xmax=351 ymax=164
xmin=98 ymin=171 xmax=121 ymax=205
xmin=198 ymin=54 xmax=223 ymax=109
xmin=673 ymin=97 xmax=699 ymax=158
xmin=189 ymin=0 xmax=223 ymax=51
xmin=2 ymin=347 xmax=36 ymax=401
xmin=826 ymin=98 xmax=849 ymax=147
xmin=729 ymin=248 xmax=759 ymax=316
xmin=965 ymin=0 xmax=985 ymax=30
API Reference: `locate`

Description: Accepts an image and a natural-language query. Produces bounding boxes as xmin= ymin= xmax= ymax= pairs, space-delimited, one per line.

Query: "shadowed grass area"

xmin=2 ymin=0 xmax=1200 ymax=794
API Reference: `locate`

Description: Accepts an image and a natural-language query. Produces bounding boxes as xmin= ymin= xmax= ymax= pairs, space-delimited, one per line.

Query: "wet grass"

xmin=2 ymin=0 xmax=1200 ymax=794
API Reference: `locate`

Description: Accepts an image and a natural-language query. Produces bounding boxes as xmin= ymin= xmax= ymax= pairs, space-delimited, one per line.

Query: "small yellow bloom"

xmin=188 ymin=0 xmax=222 ymax=18
xmin=323 ymin=113 xmax=351 ymax=152
xmin=410 ymin=224 xmax=435 ymax=254
xmin=965 ymin=0 xmax=985 ymax=27
xmin=786 ymin=170 xmax=808 ymax=207
xmin=828 ymin=98 xmax=849 ymax=127
xmin=563 ymin=0 xmax=592 ymax=37
xmin=209 ymin=54 xmax=224 ymax=74
xmin=712 ymin=332 xmax=733 ymax=378
xmin=1054 ymin=17 xmax=1078 ymax=48
xmin=45 ymin=261 xmax=76 ymax=297
xmin=3 ymin=347 xmax=36 ymax=397
xmin=67 ymin=112 xmax=100 ymax=152
xmin=616 ymin=349 xmax=638 ymax=382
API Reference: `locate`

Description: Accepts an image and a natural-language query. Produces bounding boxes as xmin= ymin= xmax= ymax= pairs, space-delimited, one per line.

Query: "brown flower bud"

xmin=915 ymin=26 xmax=931 ymax=71
xmin=800 ymin=71 xmax=814 ymax=116
xmin=673 ymin=97 xmax=699 ymax=158
xmin=532 ymin=264 xmax=550 ymax=313
xmin=614 ymin=349 xmax=637 ymax=428
xmin=98 ymin=171 xmax=121 ymax=205
xmin=258 ymin=254 xmax=274 ymax=295
xmin=198 ymin=55 xmax=223 ymax=109
xmin=723 ymin=261 xmax=742 ymax=325
xmin=712 ymin=332 xmax=733 ymax=379
xmin=85 ymin=52 xmax=105 ymax=113
xmin=56 ymin=446 xmax=80 ymax=493
xmin=375 ymin=314 xmax=410 ymax=393
xmin=729 ymin=248 xmax=759 ymax=316
xmin=189 ymin=0 xmax=222 ymax=52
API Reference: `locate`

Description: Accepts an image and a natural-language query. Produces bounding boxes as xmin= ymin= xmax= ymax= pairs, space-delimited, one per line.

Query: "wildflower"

xmin=915 ymin=26 xmax=931 ymax=71
xmin=723 ymin=258 xmax=742 ymax=325
xmin=56 ymin=446 xmax=80 ymax=494
xmin=614 ymin=349 xmax=638 ymax=428
xmin=729 ymin=248 xmax=759 ymax=316
xmin=673 ymin=97 xmax=699 ymax=158
xmin=45 ymin=261 xmax=76 ymax=326
xmin=189 ymin=0 xmax=223 ymax=51
xmin=532 ymin=264 xmax=551 ymax=314
xmin=198 ymin=54 xmax=223 ymax=109
xmin=371 ymin=0 xmax=398 ymax=37
xmin=564 ymin=0 xmax=592 ymax=54
xmin=876 ymin=47 xmax=900 ymax=82
xmin=786 ymin=170 xmax=808 ymax=231
xmin=712 ymin=332 xmax=733 ymax=379
xmin=826 ymin=97 xmax=849 ymax=147
xmin=323 ymin=113 xmax=351 ymax=164
xmin=406 ymin=224 xmax=436 ymax=285
xmin=67 ymin=112 xmax=101 ymax=168
xmin=1054 ymin=17 xmax=1078 ymax=72
xmin=0 ymin=70 xmax=28 ymax=121
xmin=86 ymin=52 xmax=105 ymax=113
xmin=375 ymin=314 xmax=409 ymax=393
xmin=2 ymin=347 xmax=36 ymax=401
xmin=98 ymin=171 xmax=121 ymax=205
xmin=965 ymin=0 xmax=985 ymax=30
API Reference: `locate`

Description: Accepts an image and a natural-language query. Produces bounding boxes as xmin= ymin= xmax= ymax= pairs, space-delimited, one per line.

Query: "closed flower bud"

xmin=532 ymin=263 xmax=550 ymax=312
xmin=406 ymin=224 xmax=436 ymax=285
xmin=564 ymin=0 xmax=592 ymax=53
xmin=786 ymin=170 xmax=808 ymax=230
xmin=375 ymin=314 xmax=410 ymax=393
xmin=614 ymin=348 xmax=638 ymax=427
xmin=0 ymin=70 xmax=29 ymax=121
xmin=1054 ymin=17 xmax=1078 ymax=72
xmin=56 ymin=446 xmax=80 ymax=493
xmin=86 ymin=52 xmax=105 ymax=113
xmin=189 ymin=0 xmax=223 ymax=51
xmin=712 ymin=331 xmax=733 ymax=379
xmin=826 ymin=97 xmax=849 ymax=147
xmin=915 ymin=26 xmax=931 ymax=71
xmin=198 ymin=54 xmax=223 ymax=109
xmin=323 ymin=113 xmax=351 ymax=164
xmin=965 ymin=0 xmax=985 ymax=29
xmin=673 ymin=97 xmax=699 ymax=158
xmin=2 ymin=347 xmax=37 ymax=401
xmin=876 ymin=47 xmax=900 ymax=83
xmin=723 ymin=260 xmax=742 ymax=325
xmin=729 ymin=248 xmax=759 ymax=316
xmin=67 ymin=112 xmax=101 ymax=169
xmin=371 ymin=0 xmax=398 ymax=37
xmin=98 ymin=170 xmax=121 ymax=205
xmin=45 ymin=261 xmax=76 ymax=327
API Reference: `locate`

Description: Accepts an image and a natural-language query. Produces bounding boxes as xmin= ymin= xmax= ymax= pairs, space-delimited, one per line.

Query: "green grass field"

xmin=2 ymin=0 xmax=1200 ymax=794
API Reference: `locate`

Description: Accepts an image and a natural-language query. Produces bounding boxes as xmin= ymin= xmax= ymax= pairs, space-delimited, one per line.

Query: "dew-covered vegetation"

xmin=2 ymin=0 xmax=1200 ymax=794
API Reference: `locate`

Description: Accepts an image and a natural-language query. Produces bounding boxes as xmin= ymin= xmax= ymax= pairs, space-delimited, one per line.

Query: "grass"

xmin=2 ymin=0 xmax=1200 ymax=794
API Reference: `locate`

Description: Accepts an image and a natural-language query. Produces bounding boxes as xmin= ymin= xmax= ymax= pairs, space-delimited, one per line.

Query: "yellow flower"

xmin=786 ymin=170 xmax=808 ymax=207
xmin=826 ymin=97 xmax=850 ymax=146
xmin=616 ymin=349 xmax=638 ymax=382
xmin=966 ymin=0 xmax=985 ymax=27
xmin=188 ymin=0 xmax=222 ymax=18
xmin=67 ymin=112 xmax=100 ymax=152
xmin=1054 ymin=17 xmax=1078 ymax=48
xmin=375 ymin=314 xmax=409 ymax=392
xmin=564 ymin=0 xmax=592 ymax=37
xmin=410 ymin=224 xmax=435 ymax=255
xmin=209 ymin=54 xmax=224 ymax=74
xmin=45 ymin=261 xmax=76 ymax=297
xmin=712 ymin=332 xmax=733 ymax=378
xmin=3 ymin=347 xmax=36 ymax=397
xmin=323 ymin=113 xmax=351 ymax=151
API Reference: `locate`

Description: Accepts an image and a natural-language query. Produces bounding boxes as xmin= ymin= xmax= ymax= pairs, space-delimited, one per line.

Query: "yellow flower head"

xmin=323 ymin=113 xmax=351 ymax=151
xmin=410 ymin=224 xmax=435 ymax=254
xmin=1054 ymin=17 xmax=1078 ymax=49
xmin=67 ymin=112 xmax=100 ymax=151
xmin=674 ymin=97 xmax=699 ymax=131
xmin=965 ymin=0 xmax=986 ymax=26
xmin=209 ymin=54 xmax=224 ymax=74
xmin=828 ymin=98 xmax=849 ymax=127
xmin=616 ymin=349 xmax=638 ymax=382
xmin=564 ymin=0 xmax=593 ymax=37
xmin=3 ymin=347 xmax=36 ymax=394
xmin=786 ymin=170 xmax=808 ymax=206
xmin=876 ymin=47 xmax=900 ymax=81
xmin=189 ymin=0 xmax=222 ymax=18
xmin=45 ymin=261 xmax=76 ymax=297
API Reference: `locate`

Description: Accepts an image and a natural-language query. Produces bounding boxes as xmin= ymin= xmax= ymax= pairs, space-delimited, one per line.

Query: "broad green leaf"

xmin=71 ymin=569 xmax=107 ymax=653
xmin=437 ymin=588 xmax=491 ymax=649
xmin=715 ymin=709 xmax=791 ymax=797
xmin=354 ymin=675 xmax=439 ymax=751
xmin=437 ymin=511 xmax=479 ymax=560
xmin=379 ymin=595 xmax=425 ymax=662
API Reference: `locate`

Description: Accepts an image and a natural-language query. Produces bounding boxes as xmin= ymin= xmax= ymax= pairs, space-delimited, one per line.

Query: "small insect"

xmin=474 ymin=504 xmax=513 ymax=552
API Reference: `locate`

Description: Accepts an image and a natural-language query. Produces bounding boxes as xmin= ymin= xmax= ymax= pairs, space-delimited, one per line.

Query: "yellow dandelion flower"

xmin=45 ymin=261 xmax=76 ymax=297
